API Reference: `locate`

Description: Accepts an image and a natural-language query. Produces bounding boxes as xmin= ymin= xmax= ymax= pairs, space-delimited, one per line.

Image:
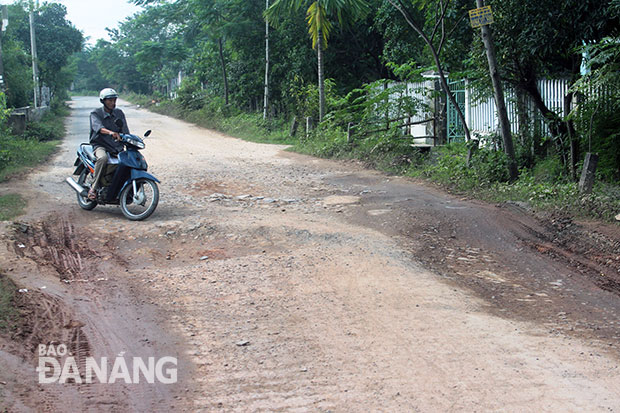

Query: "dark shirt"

xmin=89 ymin=107 xmax=130 ymax=154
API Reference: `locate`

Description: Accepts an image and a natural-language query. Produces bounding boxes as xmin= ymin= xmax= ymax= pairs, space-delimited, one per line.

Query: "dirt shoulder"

xmin=1 ymin=97 xmax=619 ymax=412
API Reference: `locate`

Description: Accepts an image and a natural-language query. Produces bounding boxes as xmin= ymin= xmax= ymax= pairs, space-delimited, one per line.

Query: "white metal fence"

xmin=468 ymin=79 xmax=569 ymax=136
xmin=398 ymin=78 xmax=572 ymax=140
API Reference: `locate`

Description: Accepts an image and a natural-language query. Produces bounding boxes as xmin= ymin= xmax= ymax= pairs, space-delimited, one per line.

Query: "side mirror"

xmin=144 ymin=130 xmax=152 ymax=137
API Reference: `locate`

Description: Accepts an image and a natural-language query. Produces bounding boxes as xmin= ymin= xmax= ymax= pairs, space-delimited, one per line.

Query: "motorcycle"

xmin=66 ymin=123 xmax=160 ymax=221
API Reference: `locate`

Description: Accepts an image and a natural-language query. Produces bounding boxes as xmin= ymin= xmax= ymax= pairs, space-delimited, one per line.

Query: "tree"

xmin=265 ymin=0 xmax=370 ymax=121
xmin=4 ymin=2 xmax=82 ymax=102
xmin=6 ymin=2 xmax=82 ymax=100
xmin=570 ymin=1 xmax=620 ymax=180
xmin=386 ymin=0 xmax=472 ymax=142
xmin=475 ymin=0 xmax=518 ymax=181
xmin=178 ymin=0 xmax=237 ymax=105
xmin=1 ymin=37 xmax=32 ymax=107
xmin=481 ymin=0 xmax=617 ymax=178
xmin=69 ymin=50 xmax=108 ymax=92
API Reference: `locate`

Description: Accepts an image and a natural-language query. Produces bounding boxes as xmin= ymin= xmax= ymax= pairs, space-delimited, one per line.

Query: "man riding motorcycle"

xmin=88 ymin=88 xmax=130 ymax=200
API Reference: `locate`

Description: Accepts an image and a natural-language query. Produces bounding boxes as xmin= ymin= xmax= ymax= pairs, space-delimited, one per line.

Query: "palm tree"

xmin=265 ymin=0 xmax=369 ymax=121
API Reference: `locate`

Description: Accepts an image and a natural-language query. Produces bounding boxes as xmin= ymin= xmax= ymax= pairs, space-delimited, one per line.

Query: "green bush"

xmin=530 ymin=157 xmax=565 ymax=182
xmin=413 ymin=143 xmax=473 ymax=188
xmin=176 ymin=78 xmax=207 ymax=111
xmin=24 ymin=120 xmax=60 ymax=141
xmin=0 ymin=97 xmax=65 ymax=181
xmin=470 ymin=147 xmax=510 ymax=185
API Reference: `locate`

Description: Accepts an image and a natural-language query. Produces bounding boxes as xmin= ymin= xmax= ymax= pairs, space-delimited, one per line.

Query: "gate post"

xmin=579 ymin=153 xmax=598 ymax=194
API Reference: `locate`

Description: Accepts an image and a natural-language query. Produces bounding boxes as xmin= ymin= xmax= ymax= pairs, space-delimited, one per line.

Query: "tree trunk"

xmin=565 ymin=91 xmax=579 ymax=181
xmin=521 ymin=77 xmax=576 ymax=172
xmin=317 ymin=27 xmax=325 ymax=122
xmin=521 ymin=76 xmax=571 ymax=157
xmin=218 ymin=37 xmax=229 ymax=106
xmin=387 ymin=0 xmax=470 ymax=142
xmin=263 ymin=0 xmax=269 ymax=120
xmin=476 ymin=0 xmax=518 ymax=181
xmin=515 ymin=87 xmax=529 ymax=145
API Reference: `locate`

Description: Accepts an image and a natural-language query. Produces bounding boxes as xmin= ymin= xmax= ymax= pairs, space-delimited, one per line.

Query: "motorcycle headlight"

xmin=126 ymin=137 xmax=145 ymax=149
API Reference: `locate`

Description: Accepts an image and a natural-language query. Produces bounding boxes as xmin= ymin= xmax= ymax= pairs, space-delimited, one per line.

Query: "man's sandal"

xmin=87 ymin=188 xmax=97 ymax=201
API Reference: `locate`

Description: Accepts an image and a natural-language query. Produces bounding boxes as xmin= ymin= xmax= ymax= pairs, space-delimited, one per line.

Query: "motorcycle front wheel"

xmin=77 ymin=169 xmax=97 ymax=210
xmin=119 ymin=178 xmax=159 ymax=221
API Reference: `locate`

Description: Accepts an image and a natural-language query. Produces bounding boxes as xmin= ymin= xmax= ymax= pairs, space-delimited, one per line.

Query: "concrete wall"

xmin=11 ymin=106 xmax=50 ymax=122
xmin=8 ymin=106 xmax=50 ymax=135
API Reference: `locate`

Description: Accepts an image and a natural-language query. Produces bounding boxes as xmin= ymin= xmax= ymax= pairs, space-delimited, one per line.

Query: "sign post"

xmin=471 ymin=2 xmax=518 ymax=181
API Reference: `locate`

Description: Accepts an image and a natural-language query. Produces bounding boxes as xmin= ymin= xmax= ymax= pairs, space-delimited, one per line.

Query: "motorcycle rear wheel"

xmin=77 ymin=169 xmax=97 ymax=210
xmin=119 ymin=178 xmax=159 ymax=221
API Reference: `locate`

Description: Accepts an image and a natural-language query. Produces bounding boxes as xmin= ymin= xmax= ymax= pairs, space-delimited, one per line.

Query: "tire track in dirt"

xmin=10 ymin=219 xmax=100 ymax=282
xmin=1 ymin=214 xmax=189 ymax=412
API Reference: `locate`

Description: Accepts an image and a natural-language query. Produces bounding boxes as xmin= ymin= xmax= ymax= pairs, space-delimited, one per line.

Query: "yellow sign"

xmin=469 ymin=6 xmax=494 ymax=28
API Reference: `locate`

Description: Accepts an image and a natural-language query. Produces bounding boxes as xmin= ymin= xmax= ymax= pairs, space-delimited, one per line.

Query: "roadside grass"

xmin=295 ymin=131 xmax=620 ymax=222
xmin=292 ymin=125 xmax=424 ymax=173
xmin=0 ymin=194 xmax=26 ymax=221
xmin=0 ymin=136 xmax=60 ymax=182
xmin=0 ymin=103 xmax=66 ymax=183
xmin=406 ymin=143 xmax=620 ymax=222
xmin=0 ymin=273 xmax=18 ymax=332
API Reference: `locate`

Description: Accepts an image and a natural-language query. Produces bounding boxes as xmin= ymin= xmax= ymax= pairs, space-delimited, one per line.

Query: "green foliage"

xmin=2 ymin=37 xmax=33 ymax=107
xmin=294 ymin=122 xmax=423 ymax=173
xmin=492 ymin=172 xmax=620 ymax=221
xmin=0 ymin=93 xmax=11 ymax=124
xmin=377 ymin=0 xmax=474 ymax=74
xmin=0 ymin=132 xmax=59 ymax=182
xmin=412 ymin=143 xmax=472 ymax=188
xmin=69 ymin=50 xmax=109 ymax=92
xmin=329 ymin=79 xmax=424 ymax=128
xmin=23 ymin=114 xmax=63 ymax=142
xmin=0 ymin=98 xmax=65 ymax=181
xmin=176 ymin=78 xmax=207 ymax=111
xmin=5 ymin=2 xmax=82 ymax=100
xmin=265 ymin=0 xmax=370 ymax=50
xmin=571 ymin=34 xmax=620 ymax=181
xmin=288 ymin=77 xmax=339 ymax=121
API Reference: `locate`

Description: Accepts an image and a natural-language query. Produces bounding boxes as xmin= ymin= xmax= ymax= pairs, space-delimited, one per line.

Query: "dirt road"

xmin=1 ymin=97 xmax=619 ymax=412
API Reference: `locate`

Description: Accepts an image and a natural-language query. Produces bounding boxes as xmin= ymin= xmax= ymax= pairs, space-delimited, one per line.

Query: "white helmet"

xmin=99 ymin=88 xmax=119 ymax=103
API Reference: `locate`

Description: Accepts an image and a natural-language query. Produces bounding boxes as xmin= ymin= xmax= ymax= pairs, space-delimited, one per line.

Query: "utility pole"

xmin=0 ymin=5 xmax=7 ymax=93
xmin=29 ymin=5 xmax=40 ymax=107
xmin=263 ymin=0 xmax=269 ymax=120
xmin=473 ymin=0 xmax=518 ymax=181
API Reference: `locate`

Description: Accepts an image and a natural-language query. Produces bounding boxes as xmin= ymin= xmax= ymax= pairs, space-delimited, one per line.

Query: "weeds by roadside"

xmin=0 ymin=101 xmax=66 ymax=183
xmin=407 ymin=143 xmax=620 ymax=222
xmin=294 ymin=131 xmax=620 ymax=222
xmin=0 ymin=194 xmax=26 ymax=221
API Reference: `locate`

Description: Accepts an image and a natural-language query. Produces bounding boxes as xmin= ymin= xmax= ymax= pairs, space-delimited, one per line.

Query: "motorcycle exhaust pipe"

xmin=65 ymin=177 xmax=88 ymax=197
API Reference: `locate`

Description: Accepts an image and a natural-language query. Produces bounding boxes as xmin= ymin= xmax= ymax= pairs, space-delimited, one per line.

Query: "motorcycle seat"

xmin=80 ymin=144 xmax=118 ymax=164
